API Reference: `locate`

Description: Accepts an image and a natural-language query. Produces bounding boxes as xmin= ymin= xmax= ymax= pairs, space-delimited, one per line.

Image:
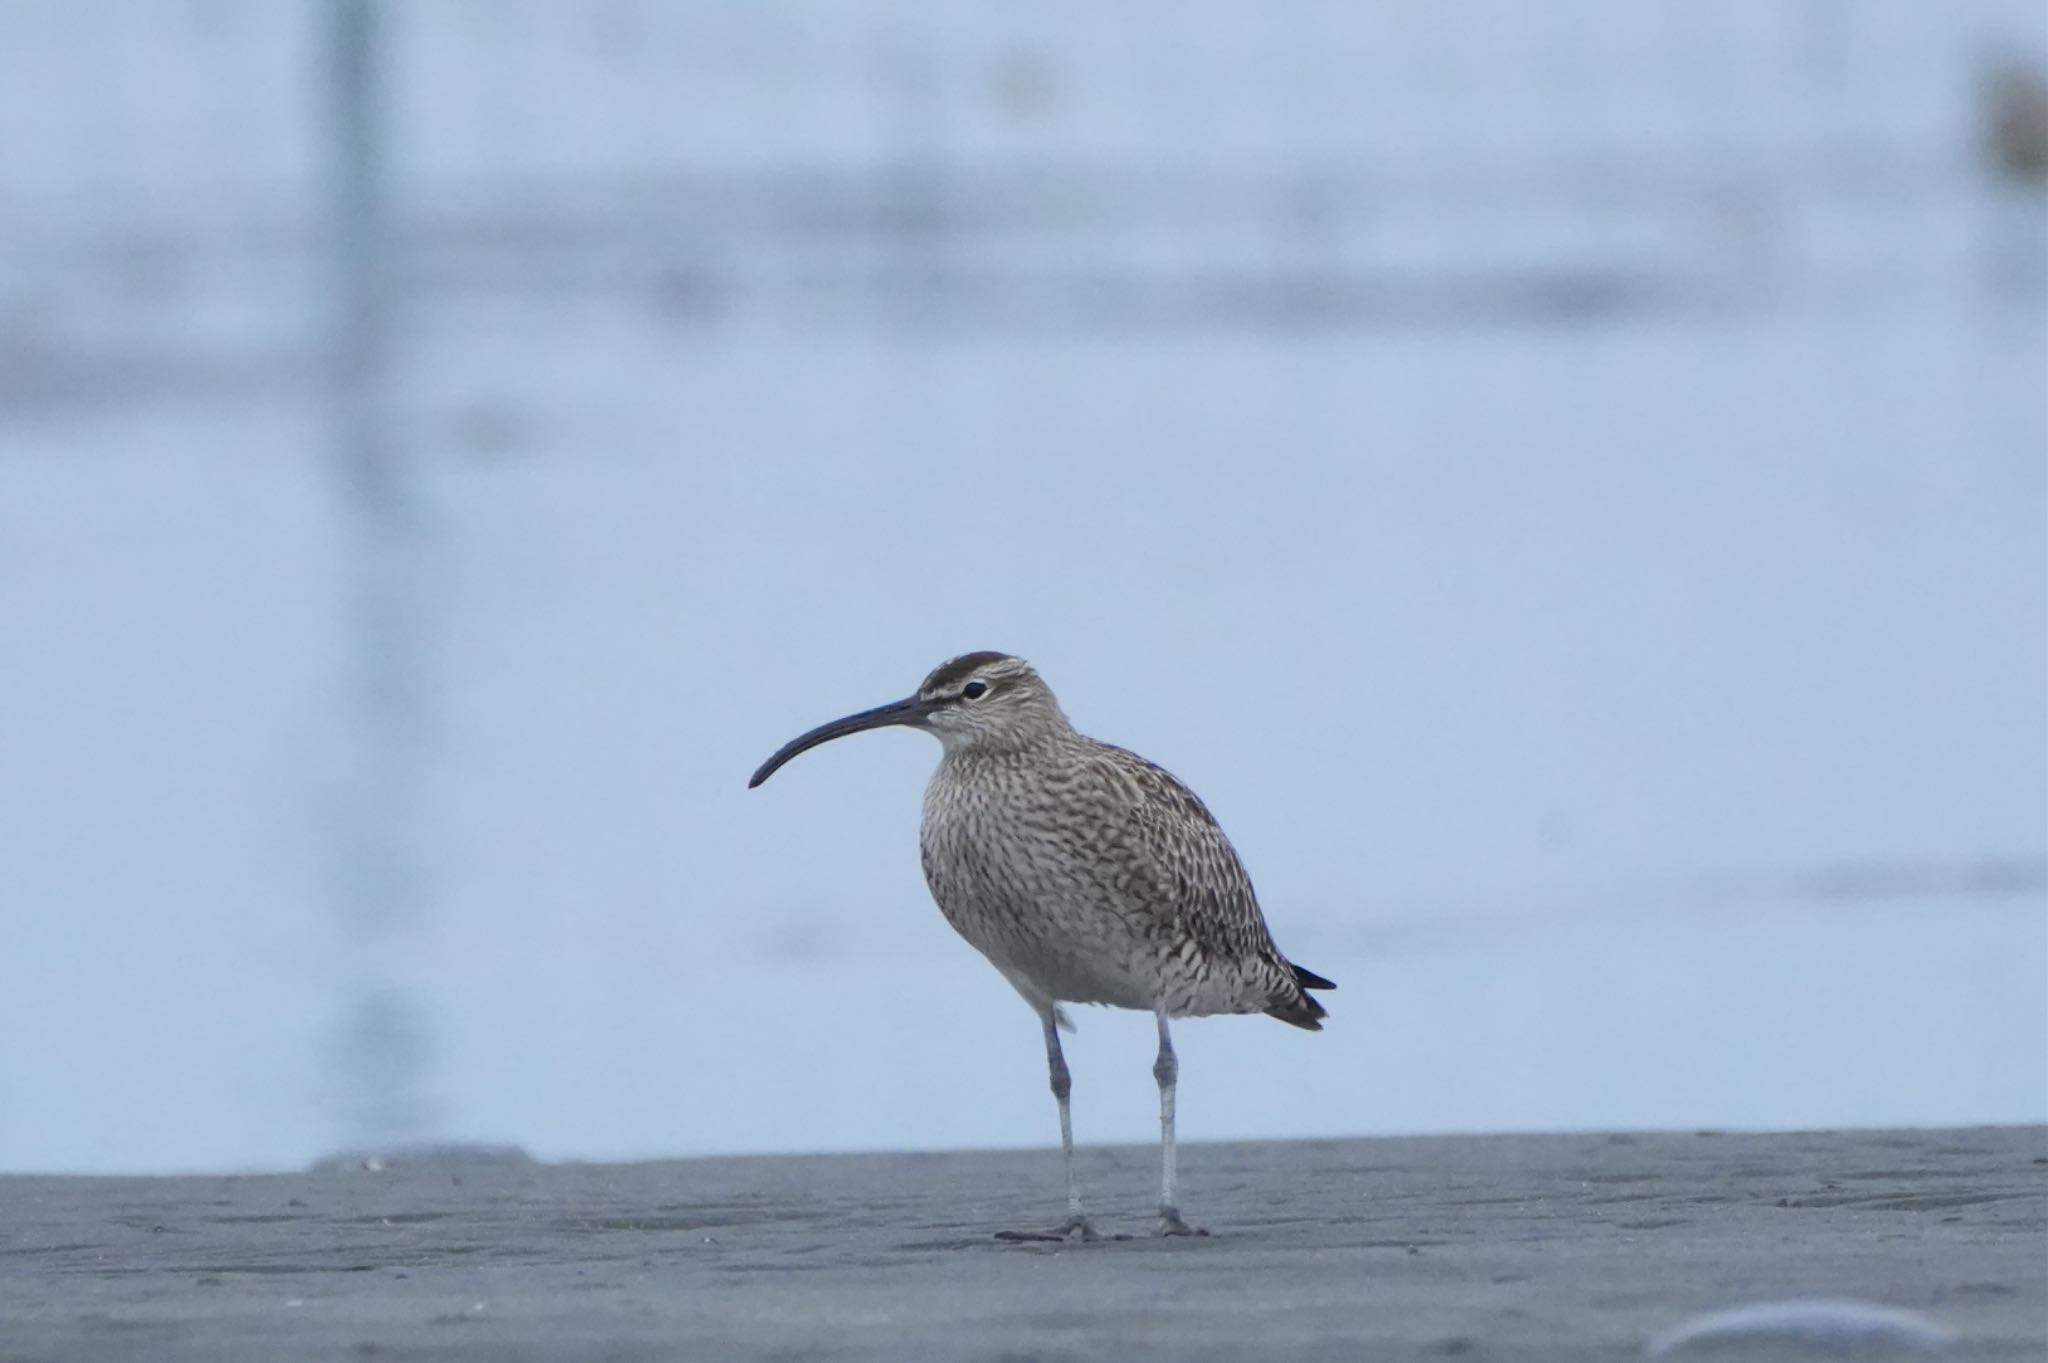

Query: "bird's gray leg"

xmin=994 ymin=1010 xmax=1099 ymax=1243
xmin=1047 ymin=1012 xmax=1091 ymax=1234
xmin=1153 ymin=1008 xmax=1206 ymax=1237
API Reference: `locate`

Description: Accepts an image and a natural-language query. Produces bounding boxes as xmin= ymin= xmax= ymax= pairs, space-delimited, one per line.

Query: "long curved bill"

xmin=747 ymin=695 xmax=933 ymax=788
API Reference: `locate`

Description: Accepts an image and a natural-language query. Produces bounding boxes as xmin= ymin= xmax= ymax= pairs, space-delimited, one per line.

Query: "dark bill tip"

xmin=746 ymin=695 xmax=932 ymax=789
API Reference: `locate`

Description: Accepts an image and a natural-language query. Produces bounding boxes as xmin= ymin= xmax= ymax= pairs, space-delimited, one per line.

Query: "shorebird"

xmin=748 ymin=651 xmax=1332 ymax=1241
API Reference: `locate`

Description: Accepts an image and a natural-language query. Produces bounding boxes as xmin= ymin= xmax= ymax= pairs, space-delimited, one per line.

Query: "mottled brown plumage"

xmin=749 ymin=651 xmax=1332 ymax=1240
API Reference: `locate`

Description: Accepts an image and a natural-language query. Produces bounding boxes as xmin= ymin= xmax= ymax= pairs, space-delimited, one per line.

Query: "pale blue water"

xmin=0 ymin=1 xmax=2042 ymax=1174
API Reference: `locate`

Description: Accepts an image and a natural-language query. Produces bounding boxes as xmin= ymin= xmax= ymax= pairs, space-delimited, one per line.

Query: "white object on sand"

xmin=1647 ymin=1298 xmax=1958 ymax=1356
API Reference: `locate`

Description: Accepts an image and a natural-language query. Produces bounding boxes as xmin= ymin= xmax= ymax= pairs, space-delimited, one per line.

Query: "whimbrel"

xmin=748 ymin=651 xmax=1332 ymax=1241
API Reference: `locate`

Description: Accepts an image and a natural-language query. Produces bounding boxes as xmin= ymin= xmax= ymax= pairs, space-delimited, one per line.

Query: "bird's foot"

xmin=1154 ymin=1207 xmax=1209 ymax=1238
xmin=995 ymin=1215 xmax=1101 ymax=1244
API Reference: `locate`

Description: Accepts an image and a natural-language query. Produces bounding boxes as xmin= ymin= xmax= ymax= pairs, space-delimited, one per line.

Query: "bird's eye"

xmin=961 ymin=680 xmax=990 ymax=700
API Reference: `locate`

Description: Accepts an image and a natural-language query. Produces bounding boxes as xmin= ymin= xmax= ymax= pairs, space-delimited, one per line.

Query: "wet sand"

xmin=3 ymin=1126 xmax=2042 ymax=1362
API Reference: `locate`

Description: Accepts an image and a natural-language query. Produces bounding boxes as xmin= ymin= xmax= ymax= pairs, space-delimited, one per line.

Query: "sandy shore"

xmin=3 ymin=1126 xmax=2042 ymax=1362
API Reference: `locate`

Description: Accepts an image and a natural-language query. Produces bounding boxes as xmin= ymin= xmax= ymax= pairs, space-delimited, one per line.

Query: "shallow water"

xmin=0 ymin=5 xmax=2042 ymax=1175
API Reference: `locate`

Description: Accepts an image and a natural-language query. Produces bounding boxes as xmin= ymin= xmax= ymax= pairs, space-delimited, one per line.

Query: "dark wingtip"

xmin=1293 ymin=964 xmax=1336 ymax=992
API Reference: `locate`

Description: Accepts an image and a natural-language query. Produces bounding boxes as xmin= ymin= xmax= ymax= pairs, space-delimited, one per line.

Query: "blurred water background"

xmin=0 ymin=1 xmax=2043 ymax=1175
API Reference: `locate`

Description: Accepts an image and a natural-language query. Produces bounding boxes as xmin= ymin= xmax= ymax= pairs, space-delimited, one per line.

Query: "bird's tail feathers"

xmin=1264 ymin=960 xmax=1334 ymax=1031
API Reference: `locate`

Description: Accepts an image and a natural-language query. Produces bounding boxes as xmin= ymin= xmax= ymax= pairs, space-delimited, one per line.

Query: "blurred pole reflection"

xmin=326 ymin=0 xmax=433 ymax=1151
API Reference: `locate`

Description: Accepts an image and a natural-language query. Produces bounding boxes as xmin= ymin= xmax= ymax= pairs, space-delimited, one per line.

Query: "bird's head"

xmin=747 ymin=651 xmax=1067 ymax=788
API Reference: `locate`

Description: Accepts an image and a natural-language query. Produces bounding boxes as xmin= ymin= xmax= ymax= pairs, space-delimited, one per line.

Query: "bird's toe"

xmin=1154 ymin=1208 xmax=1209 ymax=1238
xmin=996 ymin=1215 xmax=1101 ymax=1244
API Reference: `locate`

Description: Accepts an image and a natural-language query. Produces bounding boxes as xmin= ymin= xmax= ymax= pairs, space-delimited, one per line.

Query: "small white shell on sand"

xmin=1647 ymin=1299 xmax=1958 ymax=1357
